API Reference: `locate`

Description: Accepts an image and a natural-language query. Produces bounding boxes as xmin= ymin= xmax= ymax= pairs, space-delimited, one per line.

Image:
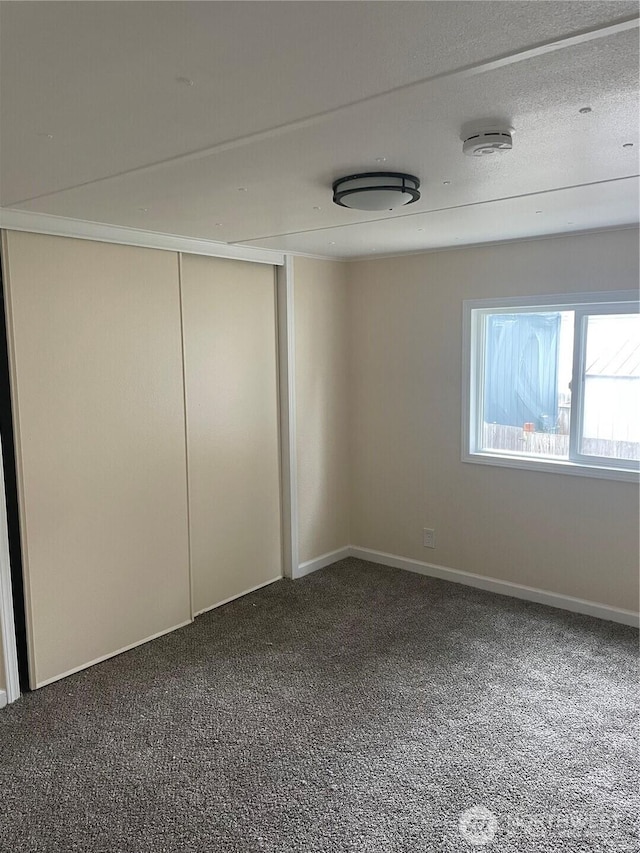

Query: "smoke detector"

xmin=462 ymin=126 xmax=514 ymax=157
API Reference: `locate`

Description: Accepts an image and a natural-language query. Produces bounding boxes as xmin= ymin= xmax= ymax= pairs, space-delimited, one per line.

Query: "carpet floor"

xmin=0 ymin=558 xmax=638 ymax=852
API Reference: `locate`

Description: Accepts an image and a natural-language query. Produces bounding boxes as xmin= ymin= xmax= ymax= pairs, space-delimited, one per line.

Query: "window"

xmin=463 ymin=291 xmax=640 ymax=481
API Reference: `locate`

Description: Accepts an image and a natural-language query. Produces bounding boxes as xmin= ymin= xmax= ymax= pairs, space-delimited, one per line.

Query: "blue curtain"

xmin=484 ymin=313 xmax=560 ymax=431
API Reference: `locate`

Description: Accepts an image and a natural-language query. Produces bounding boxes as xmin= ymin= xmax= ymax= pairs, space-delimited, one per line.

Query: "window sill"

xmin=463 ymin=450 xmax=640 ymax=483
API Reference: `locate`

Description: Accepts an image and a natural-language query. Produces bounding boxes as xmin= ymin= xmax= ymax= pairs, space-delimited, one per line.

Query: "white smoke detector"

xmin=462 ymin=126 xmax=514 ymax=157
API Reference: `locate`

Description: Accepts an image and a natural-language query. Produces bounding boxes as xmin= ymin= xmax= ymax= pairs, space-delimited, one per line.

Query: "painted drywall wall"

xmin=294 ymin=256 xmax=350 ymax=564
xmin=349 ymin=229 xmax=640 ymax=610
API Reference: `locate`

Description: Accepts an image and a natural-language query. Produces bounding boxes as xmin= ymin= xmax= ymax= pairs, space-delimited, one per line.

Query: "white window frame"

xmin=462 ymin=290 xmax=640 ymax=482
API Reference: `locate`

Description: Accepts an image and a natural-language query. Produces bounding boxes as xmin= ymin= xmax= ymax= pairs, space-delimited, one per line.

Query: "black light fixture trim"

xmin=332 ymin=172 xmax=421 ymax=209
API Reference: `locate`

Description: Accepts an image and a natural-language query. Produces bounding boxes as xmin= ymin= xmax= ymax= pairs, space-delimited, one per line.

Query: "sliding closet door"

xmin=2 ymin=232 xmax=191 ymax=688
xmin=180 ymin=255 xmax=281 ymax=614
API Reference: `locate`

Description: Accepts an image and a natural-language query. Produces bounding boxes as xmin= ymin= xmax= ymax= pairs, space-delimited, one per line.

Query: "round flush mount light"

xmin=332 ymin=172 xmax=420 ymax=211
xmin=462 ymin=126 xmax=513 ymax=156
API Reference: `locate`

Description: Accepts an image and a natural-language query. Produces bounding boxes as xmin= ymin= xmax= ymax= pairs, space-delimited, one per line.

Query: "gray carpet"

xmin=0 ymin=558 xmax=638 ymax=852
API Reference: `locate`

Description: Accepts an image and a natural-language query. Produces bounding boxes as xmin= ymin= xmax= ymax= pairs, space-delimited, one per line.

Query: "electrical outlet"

xmin=423 ymin=528 xmax=436 ymax=549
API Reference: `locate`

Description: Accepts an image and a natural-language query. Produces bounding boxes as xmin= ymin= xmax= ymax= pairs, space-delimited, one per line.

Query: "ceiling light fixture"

xmin=332 ymin=172 xmax=420 ymax=211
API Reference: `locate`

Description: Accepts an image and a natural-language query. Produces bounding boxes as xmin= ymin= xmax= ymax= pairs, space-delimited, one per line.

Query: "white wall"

xmin=348 ymin=229 xmax=640 ymax=610
xmin=294 ymin=256 xmax=350 ymax=564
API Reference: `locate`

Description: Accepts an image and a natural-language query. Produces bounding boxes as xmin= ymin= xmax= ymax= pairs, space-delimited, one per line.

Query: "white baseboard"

xmin=295 ymin=547 xmax=351 ymax=579
xmin=0 ymin=689 xmax=6 ymax=709
xmin=193 ymin=576 xmax=282 ymax=617
xmin=349 ymin=546 xmax=640 ymax=628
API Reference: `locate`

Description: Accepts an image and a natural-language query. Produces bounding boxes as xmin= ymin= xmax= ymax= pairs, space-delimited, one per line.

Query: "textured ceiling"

xmin=1 ymin=1 xmax=638 ymax=258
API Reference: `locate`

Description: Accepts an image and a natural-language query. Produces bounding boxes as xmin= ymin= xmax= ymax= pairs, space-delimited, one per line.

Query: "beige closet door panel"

xmin=3 ymin=232 xmax=191 ymax=687
xmin=180 ymin=255 xmax=281 ymax=613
